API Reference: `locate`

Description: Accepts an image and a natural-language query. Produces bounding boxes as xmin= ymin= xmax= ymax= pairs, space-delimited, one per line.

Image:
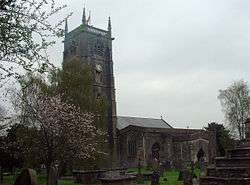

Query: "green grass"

xmin=2 ymin=175 xmax=15 ymax=185
xmin=161 ymin=169 xmax=183 ymax=185
xmin=193 ymin=168 xmax=201 ymax=178
xmin=137 ymin=168 xmax=201 ymax=185
xmin=128 ymin=168 xmax=183 ymax=185
xmin=133 ymin=169 xmax=193 ymax=185
xmin=2 ymin=174 xmax=80 ymax=185
xmin=2 ymin=168 xmax=200 ymax=185
xmin=58 ymin=180 xmax=81 ymax=185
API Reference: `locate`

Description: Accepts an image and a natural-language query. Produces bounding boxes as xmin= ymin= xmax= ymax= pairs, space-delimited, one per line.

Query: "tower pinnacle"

xmin=82 ymin=6 xmax=87 ymax=25
xmin=65 ymin=18 xmax=68 ymax=36
xmin=108 ymin=16 xmax=112 ymax=35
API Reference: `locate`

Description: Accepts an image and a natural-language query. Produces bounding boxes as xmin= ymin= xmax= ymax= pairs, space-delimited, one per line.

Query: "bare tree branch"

xmin=218 ymin=80 xmax=250 ymax=139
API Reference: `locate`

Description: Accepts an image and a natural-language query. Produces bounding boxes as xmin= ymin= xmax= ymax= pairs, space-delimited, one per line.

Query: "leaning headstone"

xmin=48 ymin=165 xmax=58 ymax=185
xmin=14 ymin=169 xmax=37 ymax=185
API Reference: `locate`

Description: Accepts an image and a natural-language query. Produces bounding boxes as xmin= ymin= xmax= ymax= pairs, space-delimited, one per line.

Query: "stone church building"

xmin=63 ymin=8 xmax=216 ymax=168
xmin=117 ymin=116 xmax=216 ymax=168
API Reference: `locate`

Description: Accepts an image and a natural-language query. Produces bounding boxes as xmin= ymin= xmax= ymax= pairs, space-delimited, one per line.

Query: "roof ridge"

xmin=161 ymin=118 xmax=173 ymax=128
xmin=118 ymin=115 xmax=161 ymax=120
xmin=117 ymin=116 xmax=172 ymax=130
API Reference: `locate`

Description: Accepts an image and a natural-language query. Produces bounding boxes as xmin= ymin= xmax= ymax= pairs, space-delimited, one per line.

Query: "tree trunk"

xmin=46 ymin=164 xmax=50 ymax=185
xmin=46 ymin=156 xmax=53 ymax=185
xmin=238 ymin=125 xmax=242 ymax=140
xmin=0 ymin=166 xmax=3 ymax=185
xmin=46 ymin=144 xmax=54 ymax=185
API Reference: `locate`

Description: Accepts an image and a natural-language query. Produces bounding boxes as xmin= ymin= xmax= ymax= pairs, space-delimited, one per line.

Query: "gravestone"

xmin=161 ymin=160 xmax=171 ymax=171
xmin=48 ymin=165 xmax=58 ymax=185
xmin=159 ymin=160 xmax=170 ymax=177
xmin=99 ymin=175 xmax=137 ymax=185
xmin=192 ymin=177 xmax=199 ymax=185
xmin=179 ymin=168 xmax=192 ymax=185
xmin=14 ymin=169 xmax=37 ymax=185
xmin=151 ymin=158 xmax=160 ymax=185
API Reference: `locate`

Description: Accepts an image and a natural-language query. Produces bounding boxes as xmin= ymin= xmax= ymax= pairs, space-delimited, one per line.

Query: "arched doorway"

xmin=197 ymin=148 xmax=205 ymax=172
xmin=197 ymin=148 xmax=205 ymax=162
xmin=151 ymin=143 xmax=160 ymax=160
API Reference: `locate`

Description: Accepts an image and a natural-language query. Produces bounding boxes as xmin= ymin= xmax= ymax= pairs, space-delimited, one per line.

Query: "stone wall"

xmin=118 ymin=127 xmax=143 ymax=167
xmin=117 ymin=126 xmax=216 ymax=168
xmin=144 ymin=132 xmax=173 ymax=167
xmin=172 ymin=138 xmax=209 ymax=167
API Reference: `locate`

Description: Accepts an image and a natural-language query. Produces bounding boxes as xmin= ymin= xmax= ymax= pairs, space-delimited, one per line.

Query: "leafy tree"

xmin=0 ymin=104 xmax=7 ymax=182
xmin=13 ymin=73 xmax=106 ymax=180
xmin=0 ymin=105 xmax=5 ymax=121
xmin=0 ymin=0 xmax=70 ymax=85
xmin=218 ymin=80 xmax=250 ymax=139
xmin=206 ymin=122 xmax=234 ymax=157
xmin=0 ymin=104 xmax=6 ymax=133
xmin=51 ymin=58 xmax=109 ymax=169
xmin=0 ymin=0 xmax=15 ymax=10
xmin=0 ymin=124 xmax=25 ymax=173
xmin=52 ymin=57 xmax=108 ymax=129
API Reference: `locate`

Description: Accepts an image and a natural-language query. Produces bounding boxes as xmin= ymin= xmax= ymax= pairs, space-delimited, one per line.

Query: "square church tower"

xmin=63 ymin=8 xmax=117 ymax=162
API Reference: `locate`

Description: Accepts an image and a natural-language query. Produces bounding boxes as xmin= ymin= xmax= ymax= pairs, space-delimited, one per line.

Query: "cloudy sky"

xmin=49 ymin=0 xmax=250 ymax=128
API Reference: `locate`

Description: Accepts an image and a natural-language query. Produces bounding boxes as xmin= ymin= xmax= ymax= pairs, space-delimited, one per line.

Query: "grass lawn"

xmin=2 ymin=168 xmax=199 ymax=185
xmin=132 ymin=167 xmax=200 ymax=185
xmin=137 ymin=169 xmax=183 ymax=185
xmin=2 ymin=174 xmax=81 ymax=185
xmin=3 ymin=172 xmax=181 ymax=185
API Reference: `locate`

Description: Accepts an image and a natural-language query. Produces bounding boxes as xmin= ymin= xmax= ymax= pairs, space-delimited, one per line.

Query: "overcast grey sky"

xmin=49 ymin=0 xmax=250 ymax=128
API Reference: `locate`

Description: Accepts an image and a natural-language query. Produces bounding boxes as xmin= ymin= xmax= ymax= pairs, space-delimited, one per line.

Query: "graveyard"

xmin=2 ymin=1 xmax=250 ymax=185
xmin=2 ymin=167 xmax=201 ymax=185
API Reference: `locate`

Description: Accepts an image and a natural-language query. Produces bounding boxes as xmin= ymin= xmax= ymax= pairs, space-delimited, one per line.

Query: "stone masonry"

xmin=200 ymin=118 xmax=250 ymax=185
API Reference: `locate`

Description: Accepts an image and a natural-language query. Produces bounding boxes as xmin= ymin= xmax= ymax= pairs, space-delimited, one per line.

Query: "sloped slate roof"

xmin=117 ymin=116 xmax=172 ymax=130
